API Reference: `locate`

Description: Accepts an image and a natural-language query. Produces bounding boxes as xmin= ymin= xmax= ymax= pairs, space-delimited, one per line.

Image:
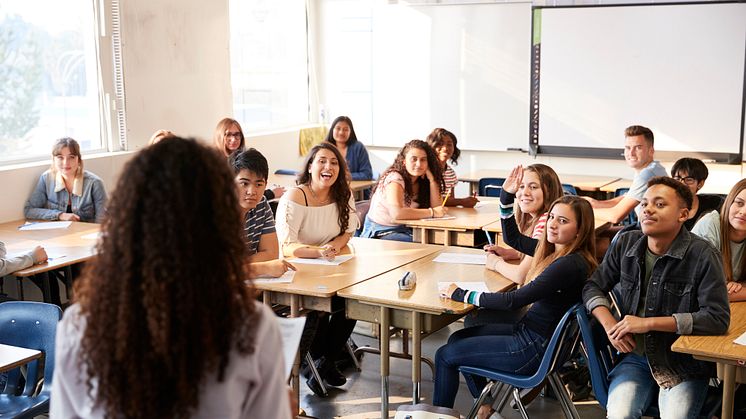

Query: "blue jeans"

xmin=433 ymin=322 xmax=546 ymax=408
xmin=359 ymin=215 xmax=413 ymax=242
xmin=607 ymin=353 xmax=708 ymax=419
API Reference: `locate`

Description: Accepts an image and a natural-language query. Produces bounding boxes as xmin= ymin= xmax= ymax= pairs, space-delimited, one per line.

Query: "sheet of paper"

xmin=253 ymin=270 xmax=296 ymax=284
xmin=734 ymin=330 xmax=746 ymax=346
xmin=286 ymin=254 xmax=354 ymax=266
xmin=420 ymin=215 xmax=457 ymax=221
xmin=5 ymin=251 xmax=66 ymax=262
xmin=438 ymin=281 xmax=490 ymax=294
xmin=18 ymin=221 xmax=72 ymax=231
xmin=80 ymin=232 xmax=101 ymax=240
xmin=433 ymin=252 xmax=487 ymax=265
xmin=277 ymin=317 xmax=307 ymax=379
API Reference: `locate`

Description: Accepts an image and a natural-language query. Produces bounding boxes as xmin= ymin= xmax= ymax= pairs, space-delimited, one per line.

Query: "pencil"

xmin=441 ymin=188 xmax=451 ymax=207
xmin=483 ymin=228 xmax=493 ymax=246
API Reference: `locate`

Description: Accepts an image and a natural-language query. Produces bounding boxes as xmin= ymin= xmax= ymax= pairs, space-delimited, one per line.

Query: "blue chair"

xmin=575 ymin=305 xmax=721 ymax=418
xmin=0 ymin=301 xmax=62 ymax=418
xmin=614 ymin=188 xmax=638 ymax=226
xmin=562 ymin=184 xmax=578 ymax=195
xmin=274 ymin=169 xmax=299 ymax=176
xmin=459 ymin=303 xmax=582 ymax=419
xmin=478 ymin=178 xmax=505 ymax=197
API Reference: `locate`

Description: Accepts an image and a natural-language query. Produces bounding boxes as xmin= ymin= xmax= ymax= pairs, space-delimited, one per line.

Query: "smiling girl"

xmin=433 ymin=195 xmax=597 ymax=410
xmin=325 ymin=116 xmax=373 ymax=181
xmin=692 ymin=178 xmax=746 ymax=301
xmin=426 ymin=128 xmax=478 ymax=208
xmin=360 ymin=140 xmax=446 ymax=242
xmin=24 ymin=137 xmax=107 ymax=223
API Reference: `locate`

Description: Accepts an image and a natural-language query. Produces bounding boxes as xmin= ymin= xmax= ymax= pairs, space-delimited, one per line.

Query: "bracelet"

xmin=429 ymin=207 xmax=434 ymax=217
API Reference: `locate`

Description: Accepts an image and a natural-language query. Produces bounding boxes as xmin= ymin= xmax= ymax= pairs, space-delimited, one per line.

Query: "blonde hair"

xmin=515 ymin=164 xmax=564 ymax=234
xmin=51 ymin=137 xmax=83 ymax=175
xmin=212 ymin=118 xmax=245 ymax=157
xmin=148 ymin=129 xmax=176 ymax=146
xmin=524 ymin=196 xmax=597 ymax=285
xmin=719 ymin=178 xmax=746 ymax=283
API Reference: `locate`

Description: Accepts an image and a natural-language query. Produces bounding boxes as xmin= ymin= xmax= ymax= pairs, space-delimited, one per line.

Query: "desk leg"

xmin=412 ymin=311 xmax=421 ymax=404
xmin=722 ymin=363 xmax=735 ymax=419
xmin=290 ymin=295 xmax=301 ymax=415
xmin=420 ymin=227 xmax=427 ymax=245
xmin=443 ymin=229 xmax=451 ymax=246
xmin=380 ymin=306 xmax=390 ymax=419
xmin=262 ymin=291 xmax=270 ymax=306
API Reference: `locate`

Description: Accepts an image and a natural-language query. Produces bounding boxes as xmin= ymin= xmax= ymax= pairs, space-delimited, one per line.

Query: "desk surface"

xmin=268 ymin=174 xmax=376 ymax=193
xmin=672 ymin=302 xmax=746 ymax=364
xmin=0 ymin=343 xmax=42 ymax=373
xmin=459 ymin=169 xmax=620 ymax=191
xmin=0 ymin=220 xmax=100 ymax=276
xmin=338 ymin=246 xmax=514 ymax=315
xmin=395 ymin=202 xmax=500 ymax=231
xmin=253 ymin=237 xmax=441 ymax=298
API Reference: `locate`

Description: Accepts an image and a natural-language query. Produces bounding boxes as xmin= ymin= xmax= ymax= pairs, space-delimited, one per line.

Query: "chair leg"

xmin=304 ymin=353 xmax=328 ymax=396
xmin=512 ymin=386 xmax=530 ymax=419
xmin=548 ymin=372 xmax=580 ymax=419
xmin=495 ymin=383 xmax=513 ymax=413
xmin=345 ymin=338 xmax=361 ymax=371
xmin=465 ymin=380 xmax=497 ymax=419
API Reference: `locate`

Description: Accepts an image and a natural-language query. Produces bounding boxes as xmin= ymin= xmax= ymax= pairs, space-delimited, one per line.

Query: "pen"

xmin=483 ymin=228 xmax=493 ymax=246
xmin=441 ymin=188 xmax=452 ymax=207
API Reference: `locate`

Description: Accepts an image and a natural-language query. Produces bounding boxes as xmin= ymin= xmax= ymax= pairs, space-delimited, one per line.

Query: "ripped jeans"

xmin=432 ymin=322 xmax=547 ymax=408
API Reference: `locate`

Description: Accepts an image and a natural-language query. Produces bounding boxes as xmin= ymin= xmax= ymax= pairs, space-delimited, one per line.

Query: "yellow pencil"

xmin=441 ymin=188 xmax=451 ymax=207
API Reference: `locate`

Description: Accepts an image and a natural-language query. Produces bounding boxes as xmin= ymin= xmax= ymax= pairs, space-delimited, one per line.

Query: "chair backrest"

xmin=0 ymin=301 xmax=62 ymax=396
xmin=274 ymin=169 xmax=299 ymax=176
xmin=575 ymin=305 xmax=618 ymax=408
xmin=614 ymin=188 xmax=638 ymax=225
xmin=532 ymin=303 xmax=582 ymax=380
xmin=562 ymin=184 xmax=578 ymax=195
xmin=478 ymin=178 xmax=505 ymax=197
xmin=355 ymin=200 xmax=371 ymax=233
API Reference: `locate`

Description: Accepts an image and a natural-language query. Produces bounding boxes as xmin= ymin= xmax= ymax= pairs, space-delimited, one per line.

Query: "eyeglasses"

xmin=225 ymin=131 xmax=242 ymax=139
xmin=673 ymin=176 xmax=698 ymax=185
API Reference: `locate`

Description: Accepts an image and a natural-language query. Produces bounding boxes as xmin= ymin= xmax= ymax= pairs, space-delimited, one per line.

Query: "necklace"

xmin=308 ymin=184 xmax=331 ymax=205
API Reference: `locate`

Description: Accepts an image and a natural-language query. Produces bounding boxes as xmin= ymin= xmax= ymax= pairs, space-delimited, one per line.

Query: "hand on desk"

xmin=271 ymin=185 xmax=286 ymax=199
xmin=727 ymin=281 xmax=743 ymax=294
xmin=59 ymin=213 xmax=80 ymax=222
xmin=439 ymin=283 xmax=459 ymax=299
xmin=318 ymin=244 xmax=338 ymax=261
xmin=432 ymin=205 xmax=448 ymax=218
xmin=31 ymin=246 xmax=48 ymax=264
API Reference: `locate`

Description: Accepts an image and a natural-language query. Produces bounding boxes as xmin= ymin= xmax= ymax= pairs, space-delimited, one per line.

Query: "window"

xmin=229 ymin=0 xmax=310 ymax=132
xmin=0 ymin=0 xmax=118 ymax=164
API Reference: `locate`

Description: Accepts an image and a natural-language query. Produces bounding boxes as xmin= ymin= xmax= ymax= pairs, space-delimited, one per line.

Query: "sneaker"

xmin=305 ymin=376 xmax=328 ymax=398
xmin=318 ymin=357 xmax=346 ymax=387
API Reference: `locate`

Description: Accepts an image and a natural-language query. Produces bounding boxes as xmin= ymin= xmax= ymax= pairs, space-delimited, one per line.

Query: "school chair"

xmin=562 ymin=184 xmax=578 ymax=195
xmin=575 ymin=305 xmax=722 ymax=418
xmin=614 ymin=188 xmax=638 ymax=225
xmin=0 ymin=301 xmax=62 ymax=418
xmin=274 ymin=169 xmax=299 ymax=176
xmin=478 ymin=178 xmax=505 ymax=197
xmin=459 ymin=303 xmax=582 ymax=419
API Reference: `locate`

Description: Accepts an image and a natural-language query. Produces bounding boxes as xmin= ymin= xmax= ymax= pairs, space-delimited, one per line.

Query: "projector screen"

xmin=535 ymin=2 xmax=746 ymax=162
xmin=371 ymin=2 xmax=532 ymax=151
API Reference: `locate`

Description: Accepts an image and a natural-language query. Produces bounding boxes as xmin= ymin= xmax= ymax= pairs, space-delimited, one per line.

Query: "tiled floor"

xmin=300 ymin=322 xmax=606 ymax=419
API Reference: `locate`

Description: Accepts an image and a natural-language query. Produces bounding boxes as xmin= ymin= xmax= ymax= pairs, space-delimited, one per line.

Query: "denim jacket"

xmin=583 ymin=227 xmax=730 ymax=388
xmin=24 ymin=170 xmax=107 ymax=223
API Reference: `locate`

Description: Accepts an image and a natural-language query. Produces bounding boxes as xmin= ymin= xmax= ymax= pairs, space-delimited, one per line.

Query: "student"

xmin=147 ymin=129 xmax=175 ymax=145
xmin=583 ymin=176 xmax=730 ymax=418
xmin=24 ymin=137 xmax=107 ymax=223
xmin=360 ymin=140 xmax=446 ymax=242
xmin=51 ymin=138 xmax=292 ymax=419
xmin=0 ymin=242 xmax=47 ymax=276
xmin=213 ymin=117 xmax=284 ymax=200
xmin=433 ymin=195 xmax=597 ymax=411
xmin=325 ymin=116 xmax=373 ymax=181
xmin=586 ymin=125 xmax=667 ymax=224
xmin=692 ymin=178 xmax=746 ymax=301
xmin=229 ymin=148 xmax=295 ymax=278
xmin=670 ymin=157 xmax=722 ymax=230
xmin=484 ymin=164 xmax=564 ymax=264
xmin=275 ymin=142 xmax=358 ymax=395
xmin=426 ymin=128 xmax=478 ymax=208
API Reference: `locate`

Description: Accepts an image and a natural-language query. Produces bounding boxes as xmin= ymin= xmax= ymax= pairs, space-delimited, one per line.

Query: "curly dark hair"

xmin=296 ymin=142 xmax=353 ymax=235
xmin=376 ymin=139 xmax=443 ymax=208
xmin=426 ymin=128 xmax=460 ymax=165
xmin=74 ymin=138 xmax=258 ymax=419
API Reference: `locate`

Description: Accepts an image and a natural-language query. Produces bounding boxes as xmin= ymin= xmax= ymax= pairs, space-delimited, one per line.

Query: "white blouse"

xmin=275 ymin=191 xmax=358 ymax=248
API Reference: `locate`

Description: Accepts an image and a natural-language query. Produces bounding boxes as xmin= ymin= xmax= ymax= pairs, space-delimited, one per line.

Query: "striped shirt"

xmin=531 ymin=212 xmax=548 ymax=239
xmin=243 ymin=196 xmax=276 ymax=255
xmin=442 ymin=164 xmax=458 ymax=195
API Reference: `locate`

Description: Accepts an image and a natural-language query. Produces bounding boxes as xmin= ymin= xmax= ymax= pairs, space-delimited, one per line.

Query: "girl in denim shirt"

xmin=24 ymin=137 xmax=107 ymax=223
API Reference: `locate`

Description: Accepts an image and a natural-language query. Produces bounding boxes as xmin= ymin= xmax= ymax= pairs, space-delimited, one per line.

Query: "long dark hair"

xmin=297 ymin=142 xmax=353 ymax=235
xmin=75 ymin=138 xmax=258 ymax=418
xmin=376 ymin=140 xmax=443 ymax=208
xmin=426 ymin=128 xmax=460 ymax=164
xmin=325 ymin=115 xmax=359 ymax=145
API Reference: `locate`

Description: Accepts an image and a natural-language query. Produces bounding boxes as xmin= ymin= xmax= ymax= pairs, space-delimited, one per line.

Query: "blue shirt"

xmin=24 ymin=170 xmax=107 ymax=223
xmin=243 ymin=196 xmax=276 ymax=255
xmin=344 ymin=140 xmax=373 ymax=181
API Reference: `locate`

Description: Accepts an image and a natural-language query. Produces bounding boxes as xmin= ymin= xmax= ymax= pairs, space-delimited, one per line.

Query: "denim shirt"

xmin=24 ymin=170 xmax=107 ymax=223
xmin=583 ymin=227 xmax=730 ymax=388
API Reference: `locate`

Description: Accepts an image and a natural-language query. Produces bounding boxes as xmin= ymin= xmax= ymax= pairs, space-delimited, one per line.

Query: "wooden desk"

xmin=395 ymin=202 xmax=500 ymax=247
xmin=0 ymin=220 xmax=100 ymax=301
xmin=459 ymin=169 xmax=620 ymax=195
xmin=338 ymin=246 xmax=514 ymax=418
xmin=268 ymin=173 xmax=376 ymax=201
xmin=254 ymin=238 xmax=441 ymax=409
xmin=0 ymin=343 xmax=42 ymax=373
xmin=672 ymin=302 xmax=746 ymax=419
